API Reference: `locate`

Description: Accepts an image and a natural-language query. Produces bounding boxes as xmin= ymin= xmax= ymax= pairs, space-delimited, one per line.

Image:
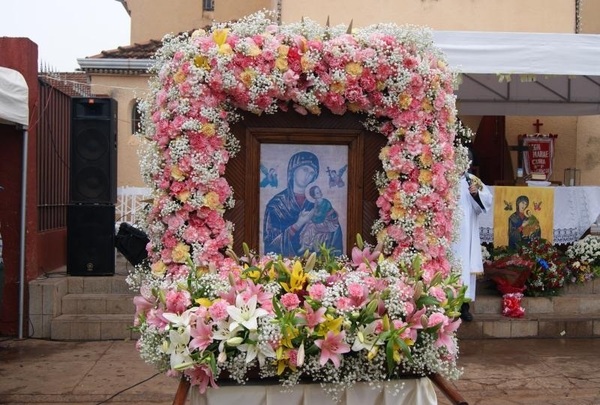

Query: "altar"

xmin=479 ymin=186 xmax=600 ymax=245
xmin=189 ymin=378 xmax=438 ymax=405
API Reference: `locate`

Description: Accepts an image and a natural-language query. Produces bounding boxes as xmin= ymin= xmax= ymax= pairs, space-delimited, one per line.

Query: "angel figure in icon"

xmin=326 ymin=164 xmax=347 ymax=188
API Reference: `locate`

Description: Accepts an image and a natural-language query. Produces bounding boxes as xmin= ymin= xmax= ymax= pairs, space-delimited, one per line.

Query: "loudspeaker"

xmin=70 ymin=97 xmax=117 ymax=204
xmin=115 ymin=222 xmax=149 ymax=266
xmin=67 ymin=204 xmax=115 ymax=276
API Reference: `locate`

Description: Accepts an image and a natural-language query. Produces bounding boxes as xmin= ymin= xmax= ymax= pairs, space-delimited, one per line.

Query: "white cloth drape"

xmin=190 ymin=378 xmax=438 ymax=405
xmin=452 ymin=175 xmax=493 ymax=301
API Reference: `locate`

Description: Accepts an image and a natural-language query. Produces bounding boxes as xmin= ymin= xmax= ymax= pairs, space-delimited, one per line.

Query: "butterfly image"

xmin=503 ymin=200 xmax=513 ymax=211
xmin=533 ymin=201 xmax=542 ymax=211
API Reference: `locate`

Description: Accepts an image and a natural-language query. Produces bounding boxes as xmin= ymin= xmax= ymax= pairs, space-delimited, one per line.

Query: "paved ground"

xmin=0 ymin=337 xmax=599 ymax=404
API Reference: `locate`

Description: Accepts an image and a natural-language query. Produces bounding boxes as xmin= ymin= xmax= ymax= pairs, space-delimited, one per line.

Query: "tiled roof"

xmin=38 ymin=72 xmax=92 ymax=97
xmin=88 ymin=39 xmax=164 ymax=60
xmin=85 ymin=28 xmax=205 ymax=62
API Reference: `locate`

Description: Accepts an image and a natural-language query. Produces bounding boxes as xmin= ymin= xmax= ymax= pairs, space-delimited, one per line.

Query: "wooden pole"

xmin=172 ymin=378 xmax=191 ymax=405
xmin=429 ymin=373 xmax=469 ymax=405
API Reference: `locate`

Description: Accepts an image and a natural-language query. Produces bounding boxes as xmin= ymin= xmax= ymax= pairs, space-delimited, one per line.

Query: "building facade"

xmin=83 ymin=0 xmax=600 ymax=187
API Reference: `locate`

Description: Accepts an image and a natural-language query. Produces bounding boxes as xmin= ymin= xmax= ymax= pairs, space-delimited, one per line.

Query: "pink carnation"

xmin=281 ymin=293 xmax=301 ymax=310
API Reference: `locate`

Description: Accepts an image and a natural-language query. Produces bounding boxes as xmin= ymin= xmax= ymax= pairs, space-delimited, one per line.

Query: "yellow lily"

xmin=280 ymin=260 xmax=308 ymax=293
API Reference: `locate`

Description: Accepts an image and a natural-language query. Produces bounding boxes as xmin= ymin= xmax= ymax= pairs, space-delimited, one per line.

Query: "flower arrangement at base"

xmin=131 ymin=10 xmax=467 ymax=400
xmin=565 ymin=235 xmax=600 ymax=284
xmin=486 ymin=239 xmax=566 ymax=297
xmin=132 ymin=241 xmax=465 ymax=401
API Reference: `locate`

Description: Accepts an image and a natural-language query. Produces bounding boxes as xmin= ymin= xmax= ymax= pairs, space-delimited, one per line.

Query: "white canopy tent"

xmin=0 ymin=67 xmax=28 ymax=126
xmin=0 ymin=66 xmax=29 ymax=339
xmin=433 ymin=31 xmax=600 ymax=116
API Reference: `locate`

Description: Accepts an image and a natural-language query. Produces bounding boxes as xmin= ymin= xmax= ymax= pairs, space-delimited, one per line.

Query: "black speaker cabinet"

xmin=70 ymin=97 xmax=117 ymax=204
xmin=67 ymin=204 xmax=116 ymax=276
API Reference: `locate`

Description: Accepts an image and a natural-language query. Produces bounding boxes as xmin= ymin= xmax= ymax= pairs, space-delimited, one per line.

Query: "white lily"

xmin=163 ymin=307 xmax=196 ymax=329
xmin=163 ymin=327 xmax=193 ymax=370
xmin=226 ymin=295 xmax=268 ymax=331
xmin=352 ymin=320 xmax=384 ymax=352
xmin=238 ymin=331 xmax=277 ymax=366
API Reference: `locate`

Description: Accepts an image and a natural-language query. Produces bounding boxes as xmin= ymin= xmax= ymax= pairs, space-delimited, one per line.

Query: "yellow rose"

xmin=177 ymin=190 xmax=190 ymax=202
xmin=390 ymin=205 xmax=406 ymax=221
xmin=151 ymin=261 xmax=167 ymax=277
xmin=418 ymin=169 xmax=433 ymax=184
xmin=247 ymin=43 xmax=261 ymax=57
xmin=421 ymin=130 xmax=432 ymax=144
xmin=203 ymin=191 xmax=221 ymax=210
xmin=171 ymin=165 xmax=185 ymax=181
xmin=345 ymin=62 xmax=363 ymax=76
xmin=277 ymin=45 xmax=290 ymax=57
xmin=399 ymin=93 xmax=412 ymax=110
xmin=275 ymin=57 xmax=288 ymax=71
xmin=173 ymin=69 xmax=186 ymax=84
xmin=191 ymin=29 xmax=207 ymax=38
xmin=307 ymin=105 xmax=321 ymax=115
xmin=386 ymin=170 xmax=400 ymax=180
xmin=331 ymin=81 xmax=346 ymax=94
xmin=421 ymin=99 xmax=433 ymax=112
xmin=300 ymin=55 xmax=314 ymax=72
xmin=379 ymin=146 xmax=390 ymax=160
xmin=201 ymin=123 xmax=216 ymax=137
xmin=376 ymin=81 xmax=386 ymax=91
xmin=218 ymin=43 xmax=233 ymax=55
xmin=240 ymin=69 xmax=256 ymax=88
xmin=171 ymin=242 xmax=191 ymax=264
xmin=420 ymin=153 xmax=433 ymax=167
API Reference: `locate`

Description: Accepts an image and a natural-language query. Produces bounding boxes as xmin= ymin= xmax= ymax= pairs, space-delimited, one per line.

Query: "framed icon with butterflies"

xmin=492 ymin=186 xmax=554 ymax=248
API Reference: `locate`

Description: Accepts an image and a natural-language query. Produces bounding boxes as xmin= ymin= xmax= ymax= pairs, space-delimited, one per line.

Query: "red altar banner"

xmin=519 ymin=134 xmax=557 ymax=180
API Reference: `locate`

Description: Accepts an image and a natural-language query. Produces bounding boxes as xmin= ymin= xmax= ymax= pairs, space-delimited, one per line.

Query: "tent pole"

xmin=18 ymin=127 xmax=28 ymax=339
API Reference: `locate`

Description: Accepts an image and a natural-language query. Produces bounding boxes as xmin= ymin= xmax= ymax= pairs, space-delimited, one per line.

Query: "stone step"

xmin=472 ymin=294 xmax=600 ymax=316
xmin=458 ymin=313 xmax=600 ymax=339
xmin=61 ymin=293 xmax=136 ymax=315
xmin=51 ymin=314 xmax=138 ymax=341
xmin=65 ymin=274 xmax=131 ymax=295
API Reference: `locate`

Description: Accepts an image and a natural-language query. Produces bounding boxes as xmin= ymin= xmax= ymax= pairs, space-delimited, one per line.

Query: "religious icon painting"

xmin=259 ymin=143 xmax=348 ymax=257
xmin=492 ymin=186 xmax=554 ymax=248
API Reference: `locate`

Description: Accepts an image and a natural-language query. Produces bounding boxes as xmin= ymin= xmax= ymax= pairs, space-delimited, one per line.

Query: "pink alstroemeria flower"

xmin=314 ymin=330 xmax=351 ymax=368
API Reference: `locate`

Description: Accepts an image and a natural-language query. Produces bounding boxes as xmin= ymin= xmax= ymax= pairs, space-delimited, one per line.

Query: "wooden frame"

xmin=244 ymin=129 xmax=364 ymax=256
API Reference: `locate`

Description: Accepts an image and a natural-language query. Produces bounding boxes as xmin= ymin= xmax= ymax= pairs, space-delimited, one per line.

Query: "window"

xmin=203 ymin=0 xmax=214 ymax=11
xmin=131 ymin=101 xmax=141 ymax=134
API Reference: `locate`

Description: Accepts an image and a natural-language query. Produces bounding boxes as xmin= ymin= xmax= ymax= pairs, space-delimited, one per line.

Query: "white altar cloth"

xmin=479 ymin=186 xmax=600 ymax=245
xmin=190 ymin=378 xmax=437 ymax=405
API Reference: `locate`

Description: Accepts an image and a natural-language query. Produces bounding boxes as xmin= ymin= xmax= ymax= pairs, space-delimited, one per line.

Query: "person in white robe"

xmin=452 ymin=172 xmax=493 ymax=321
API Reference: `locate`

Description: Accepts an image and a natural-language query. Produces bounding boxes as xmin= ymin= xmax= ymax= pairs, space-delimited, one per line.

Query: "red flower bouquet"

xmin=501 ymin=293 xmax=525 ymax=318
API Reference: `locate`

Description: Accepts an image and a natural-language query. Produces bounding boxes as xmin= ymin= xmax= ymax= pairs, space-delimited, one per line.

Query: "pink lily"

xmin=314 ymin=330 xmax=351 ymax=368
xmin=298 ymin=302 xmax=326 ymax=330
xmin=189 ymin=319 xmax=213 ymax=352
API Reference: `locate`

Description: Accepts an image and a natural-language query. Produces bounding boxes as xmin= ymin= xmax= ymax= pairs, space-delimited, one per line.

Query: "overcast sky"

xmin=1 ymin=0 xmax=130 ymax=72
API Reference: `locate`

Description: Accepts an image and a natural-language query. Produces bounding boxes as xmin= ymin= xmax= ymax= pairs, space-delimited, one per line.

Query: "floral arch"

xmin=132 ymin=11 xmax=468 ymax=397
